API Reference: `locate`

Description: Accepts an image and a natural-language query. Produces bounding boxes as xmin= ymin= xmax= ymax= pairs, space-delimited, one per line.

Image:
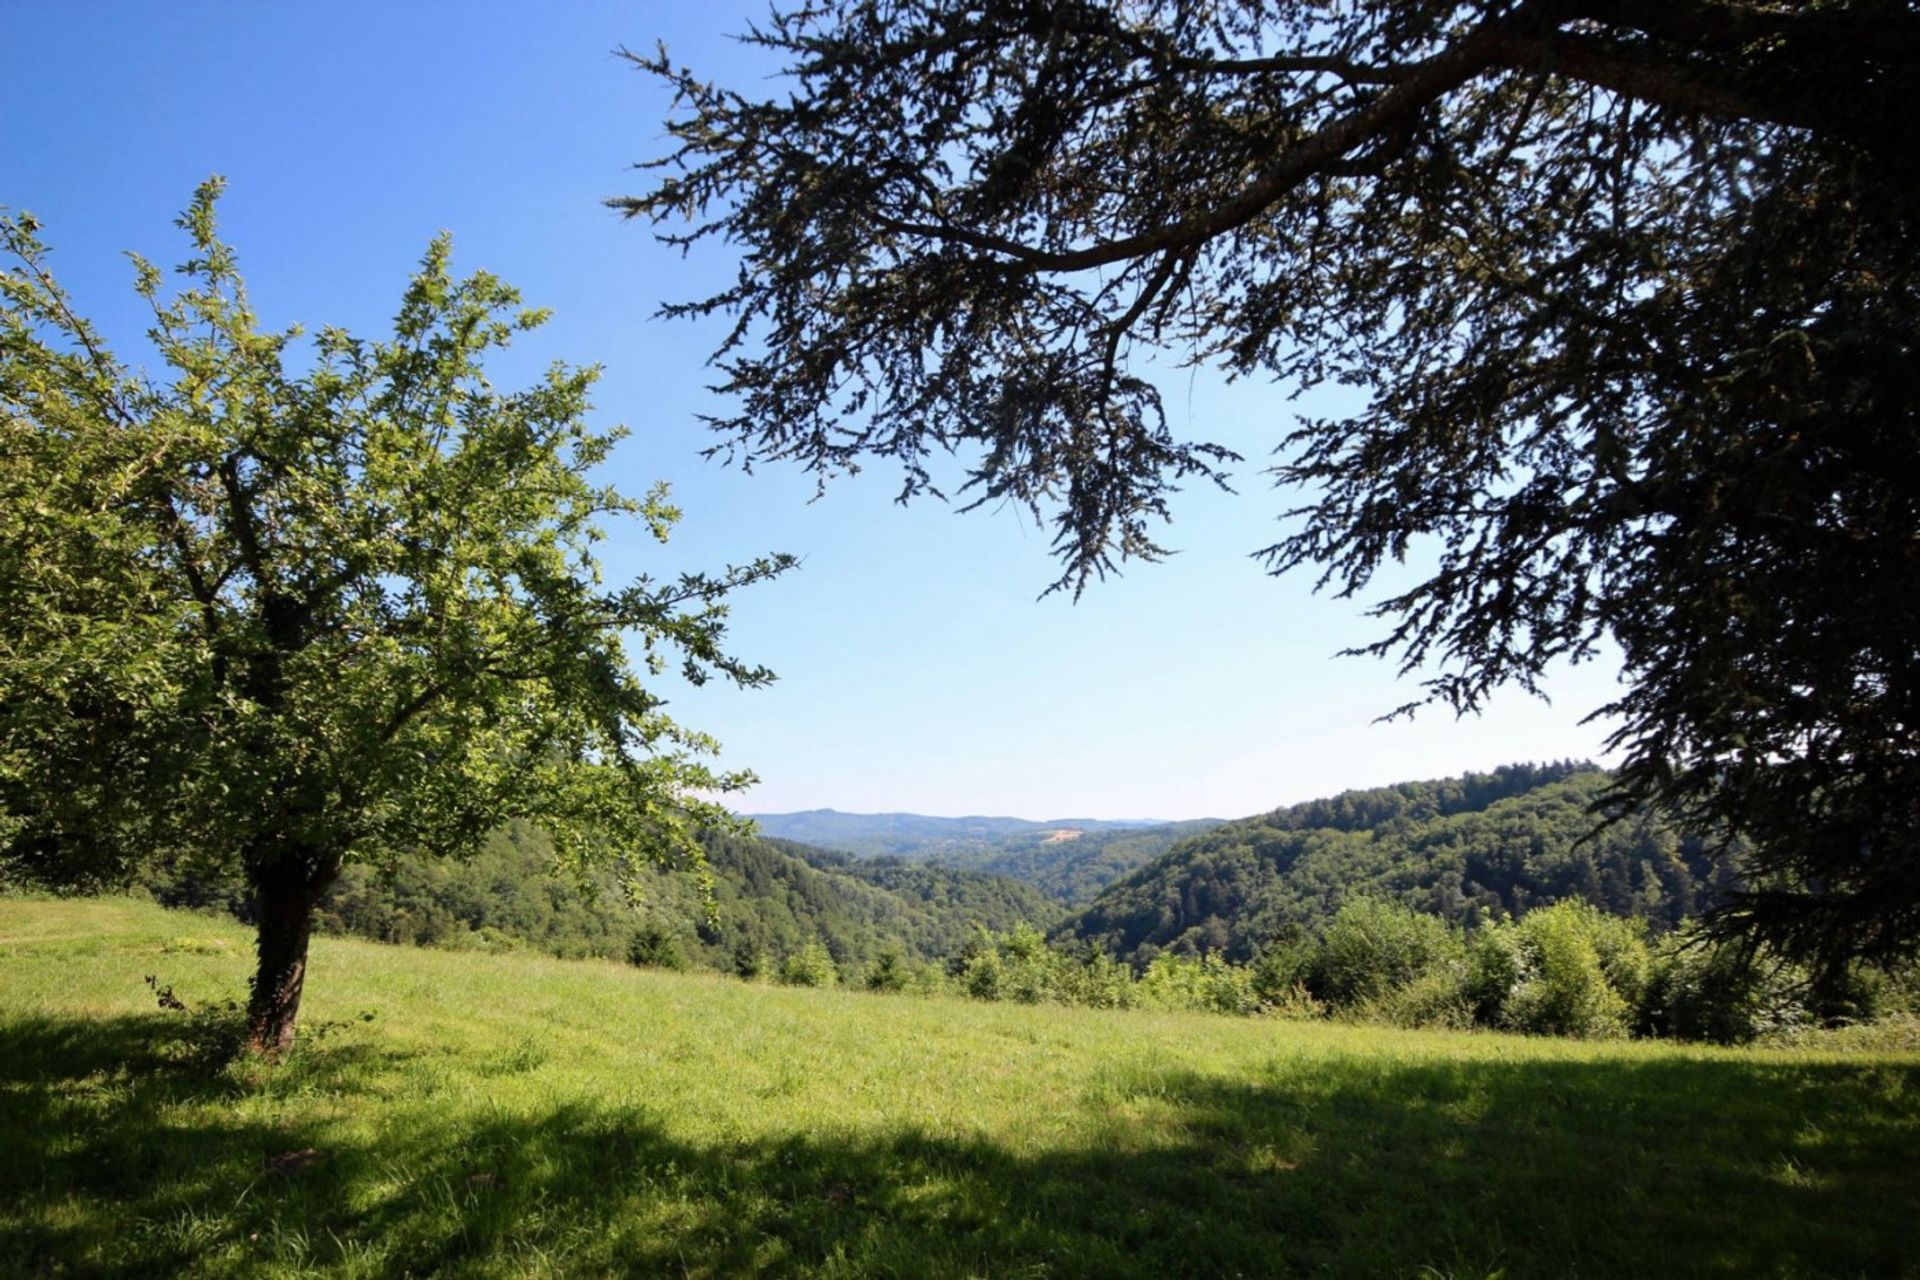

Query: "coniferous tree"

xmin=622 ymin=0 xmax=1920 ymax=973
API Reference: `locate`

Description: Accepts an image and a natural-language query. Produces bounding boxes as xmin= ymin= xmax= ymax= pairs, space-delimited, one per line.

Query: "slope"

xmin=965 ymin=820 xmax=1224 ymax=905
xmin=143 ymin=823 xmax=1059 ymax=976
xmin=1059 ymin=763 xmax=1735 ymax=963
xmin=3 ymin=897 xmax=1914 ymax=1278
xmin=749 ymin=810 xmax=1224 ymax=904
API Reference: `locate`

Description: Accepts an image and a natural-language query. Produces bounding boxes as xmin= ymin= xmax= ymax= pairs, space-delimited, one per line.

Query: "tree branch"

xmin=871 ymin=0 xmax=1569 ymax=274
xmin=217 ymin=453 xmax=268 ymax=583
xmin=1504 ymin=29 xmax=1820 ymax=134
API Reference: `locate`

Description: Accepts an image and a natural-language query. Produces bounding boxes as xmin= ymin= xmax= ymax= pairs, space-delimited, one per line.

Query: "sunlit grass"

xmin=3 ymin=897 xmax=1916 ymax=1277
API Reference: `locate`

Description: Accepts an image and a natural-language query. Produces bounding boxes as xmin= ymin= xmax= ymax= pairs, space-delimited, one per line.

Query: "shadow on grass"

xmin=2 ymin=1013 xmax=1916 ymax=1277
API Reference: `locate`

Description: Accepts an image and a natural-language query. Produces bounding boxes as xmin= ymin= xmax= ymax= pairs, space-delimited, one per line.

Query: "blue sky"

xmin=2 ymin=2 xmax=1626 ymax=820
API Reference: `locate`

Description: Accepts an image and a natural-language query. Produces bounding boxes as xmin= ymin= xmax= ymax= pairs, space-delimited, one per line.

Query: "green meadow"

xmin=3 ymin=897 xmax=1917 ymax=1278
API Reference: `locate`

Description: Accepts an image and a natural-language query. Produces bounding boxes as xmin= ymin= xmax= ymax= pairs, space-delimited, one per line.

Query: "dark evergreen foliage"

xmin=622 ymin=0 xmax=1920 ymax=972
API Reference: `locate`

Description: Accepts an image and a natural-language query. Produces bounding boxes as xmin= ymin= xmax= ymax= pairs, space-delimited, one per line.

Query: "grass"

xmin=2 ymin=898 xmax=1917 ymax=1278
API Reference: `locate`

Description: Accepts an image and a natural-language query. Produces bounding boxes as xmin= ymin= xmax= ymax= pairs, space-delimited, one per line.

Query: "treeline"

xmin=748 ymin=811 xmax=1223 ymax=906
xmin=1060 ymin=764 xmax=1736 ymax=961
xmin=138 ymin=823 xmax=1060 ymax=975
xmin=658 ymin=832 xmax=1061 ymax=974
xmin=759 ymin=900 xmax=1916 ymax=1046
xmin=965 ymin=820 xmax=1222 ymax=904
xmin=127 ymin=814 xmax=1918 ymax=1045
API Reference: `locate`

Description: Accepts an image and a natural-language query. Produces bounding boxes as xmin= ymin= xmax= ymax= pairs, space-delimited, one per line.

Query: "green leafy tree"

xmin=621 ymin=0 xmax=1920 ymax=974
xmin=628 ymin=922 xmax=690 ymax=971
xmin=0 ymin=183 xmax=791 ymax=1053
xmin=863 ymin=942 xmax=911 ymax=993
xmin=778 ymin=939 xmax=839 ymax=987
xmin=1473 ymin=901 xmax=1649 ymax=1038
xmin=1311 ymin=898 xmax=1461 ymax=1008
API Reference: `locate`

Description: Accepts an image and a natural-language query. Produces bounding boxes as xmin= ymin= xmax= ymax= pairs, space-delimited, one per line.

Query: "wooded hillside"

xmin=1059 ymin=764 xmax=1735 ymax=963
xmin=140 ymin=823 xmax=1059 ymax=976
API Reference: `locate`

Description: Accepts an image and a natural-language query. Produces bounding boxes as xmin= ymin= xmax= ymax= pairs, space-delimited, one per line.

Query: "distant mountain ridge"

xmin=747 ymin=809 xmax=1176 ymax=854
xmin=745 ymin=809 xmax=1225 ymax=904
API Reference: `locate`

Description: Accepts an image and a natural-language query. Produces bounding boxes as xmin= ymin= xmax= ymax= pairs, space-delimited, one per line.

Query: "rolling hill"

xmin=142 ymin=822 xmax=1061 ymax=976
xmin=746 ymin=810 xmax=1222 ymax=904
xmin=746 ymin=809 xmax=1174 ymax=859
xmin=1057 ymin=763 xmax=1737 ymax=963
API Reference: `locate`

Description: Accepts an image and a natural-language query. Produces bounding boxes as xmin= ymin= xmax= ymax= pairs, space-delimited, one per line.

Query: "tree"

xmin=619 ymin=0 xmax=1920 ymax=974
xmin=0 ymin=181 xmax=793 ymax=1053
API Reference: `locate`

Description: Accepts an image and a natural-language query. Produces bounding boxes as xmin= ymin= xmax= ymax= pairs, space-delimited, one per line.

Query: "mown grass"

xmin=2 ymin=897 xmax=1917 ymax=1278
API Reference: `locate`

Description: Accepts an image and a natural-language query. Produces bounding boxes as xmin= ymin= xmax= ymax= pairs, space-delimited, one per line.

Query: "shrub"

xmin=1359 ymin=964 xmax=1476 ymax=1030
xmin=142 ymin=976 xmax=245 ymax=1071
xmin=1587 ymin=911 xmax=1653 ymax=1011
xmin=962 ymin=947 xmax=1004 ymax=1000
xmin=1500 ymin=901 xmax=1640 ymax=1039
xmin=777 ymin=941 xmax=837 ymax=988
xmin=864 ymin=945 xmax=911 ymax=994
xmin=627 ymin=923 xmax=688 ymax=971
xmin=1260 ymin=980 xmax=1327 ymax=1021
xmin=1466 ymin=924 xmax=1526 ymax=1026
xmin=731 ymin=938 xmax=766 ymax=982
xmin=1135 ymin=953 xmax=1203 ymax=1010
xmin=1311 ymin=899 xmax=1461 ymax=1008
xmin=1250 ymin=936 xmax=1315 ymax=1010
xmin=1638 ymin=928 xmax=1808 ymax=1043
xmin=1132 ymin=953 xmax=1255 ymax=1014
xmin=1000 ymin=922 xmax=1050 ymax=962
xmin=1053 ymin=950 xmax=1138 ymax=1010
xmin=1197 ymin=954 xmax=1260 ymax=1015
xmin=983 ymin=923 xmax=1058 ymax=1003
xmin=1001 ymin=953 xmax=1055 ymax=1003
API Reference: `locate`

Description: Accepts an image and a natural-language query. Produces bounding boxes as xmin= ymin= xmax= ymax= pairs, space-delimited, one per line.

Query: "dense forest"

xmin=1058 ymin=764 xmax=1737 ymax=964
xmin=139 ymin=823 xmax=1059 ymax=977
xmin=750 ymin=810 xmax=1180 ymax=860
xmin=962 ymin=821 xmax=1223 ymax=904
xmin=108 ymin=761 xmax=1920 ymax=1041
xmin=130 ymin=764 xmax=1744 ymax=981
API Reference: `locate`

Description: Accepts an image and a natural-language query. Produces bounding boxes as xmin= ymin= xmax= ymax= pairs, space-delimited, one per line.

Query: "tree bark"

xmin=245 ymin=852 xmax=335 ymax=1056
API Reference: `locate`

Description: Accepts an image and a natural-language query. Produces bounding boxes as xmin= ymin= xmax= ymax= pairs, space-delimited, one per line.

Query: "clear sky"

xmin=2 ymin=2 xmax=1627 ymax=820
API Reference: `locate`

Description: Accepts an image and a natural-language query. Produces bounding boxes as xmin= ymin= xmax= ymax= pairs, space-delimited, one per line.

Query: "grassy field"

xmin=2 ymin=898 xmax=1917 ymax=1278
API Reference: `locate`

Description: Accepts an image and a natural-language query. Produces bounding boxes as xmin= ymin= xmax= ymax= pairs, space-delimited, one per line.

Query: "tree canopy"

xmin=1057 ymin=764 xmax=1730 ymax=964
xmin=0 ymin=182 xmax=792 ymax=1050
xmin=621 ymin=0 xmax=1920 ymax=973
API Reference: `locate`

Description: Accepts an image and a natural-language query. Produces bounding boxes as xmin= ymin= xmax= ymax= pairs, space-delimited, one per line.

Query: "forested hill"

xmin=746 ymin=810 xmax=1222 ymax=905
xmin=623 ymin=831 xmax=1064 ymax=972
xmin=746 ymin=810 xmax=1175 ymax=861
xmin=1057 ymin=764 xmax=1738 ymax=964
xmin=963 ymin=821 xmax=1225 ymax=905
xmin=144 ymin=824 xmax=1060 ymax=975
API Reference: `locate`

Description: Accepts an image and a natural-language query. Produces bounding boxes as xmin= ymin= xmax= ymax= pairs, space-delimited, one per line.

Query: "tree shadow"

xmin=2 ymin=1013 xmax=1915 ymax=1276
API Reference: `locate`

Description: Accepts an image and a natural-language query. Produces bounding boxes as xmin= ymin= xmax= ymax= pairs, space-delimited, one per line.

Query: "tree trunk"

xmin=246 ymin=854 xmax=335 ymax=1056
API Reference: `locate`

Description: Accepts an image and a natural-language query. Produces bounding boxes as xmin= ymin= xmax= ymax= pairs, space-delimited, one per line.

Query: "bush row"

xmin=668 ymin=900 xmax=1917 ymax=1044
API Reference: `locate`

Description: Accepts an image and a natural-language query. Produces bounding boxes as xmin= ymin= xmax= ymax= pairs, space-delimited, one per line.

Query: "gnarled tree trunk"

xmin=246 ymin=849 xmax=338 ymax=1056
